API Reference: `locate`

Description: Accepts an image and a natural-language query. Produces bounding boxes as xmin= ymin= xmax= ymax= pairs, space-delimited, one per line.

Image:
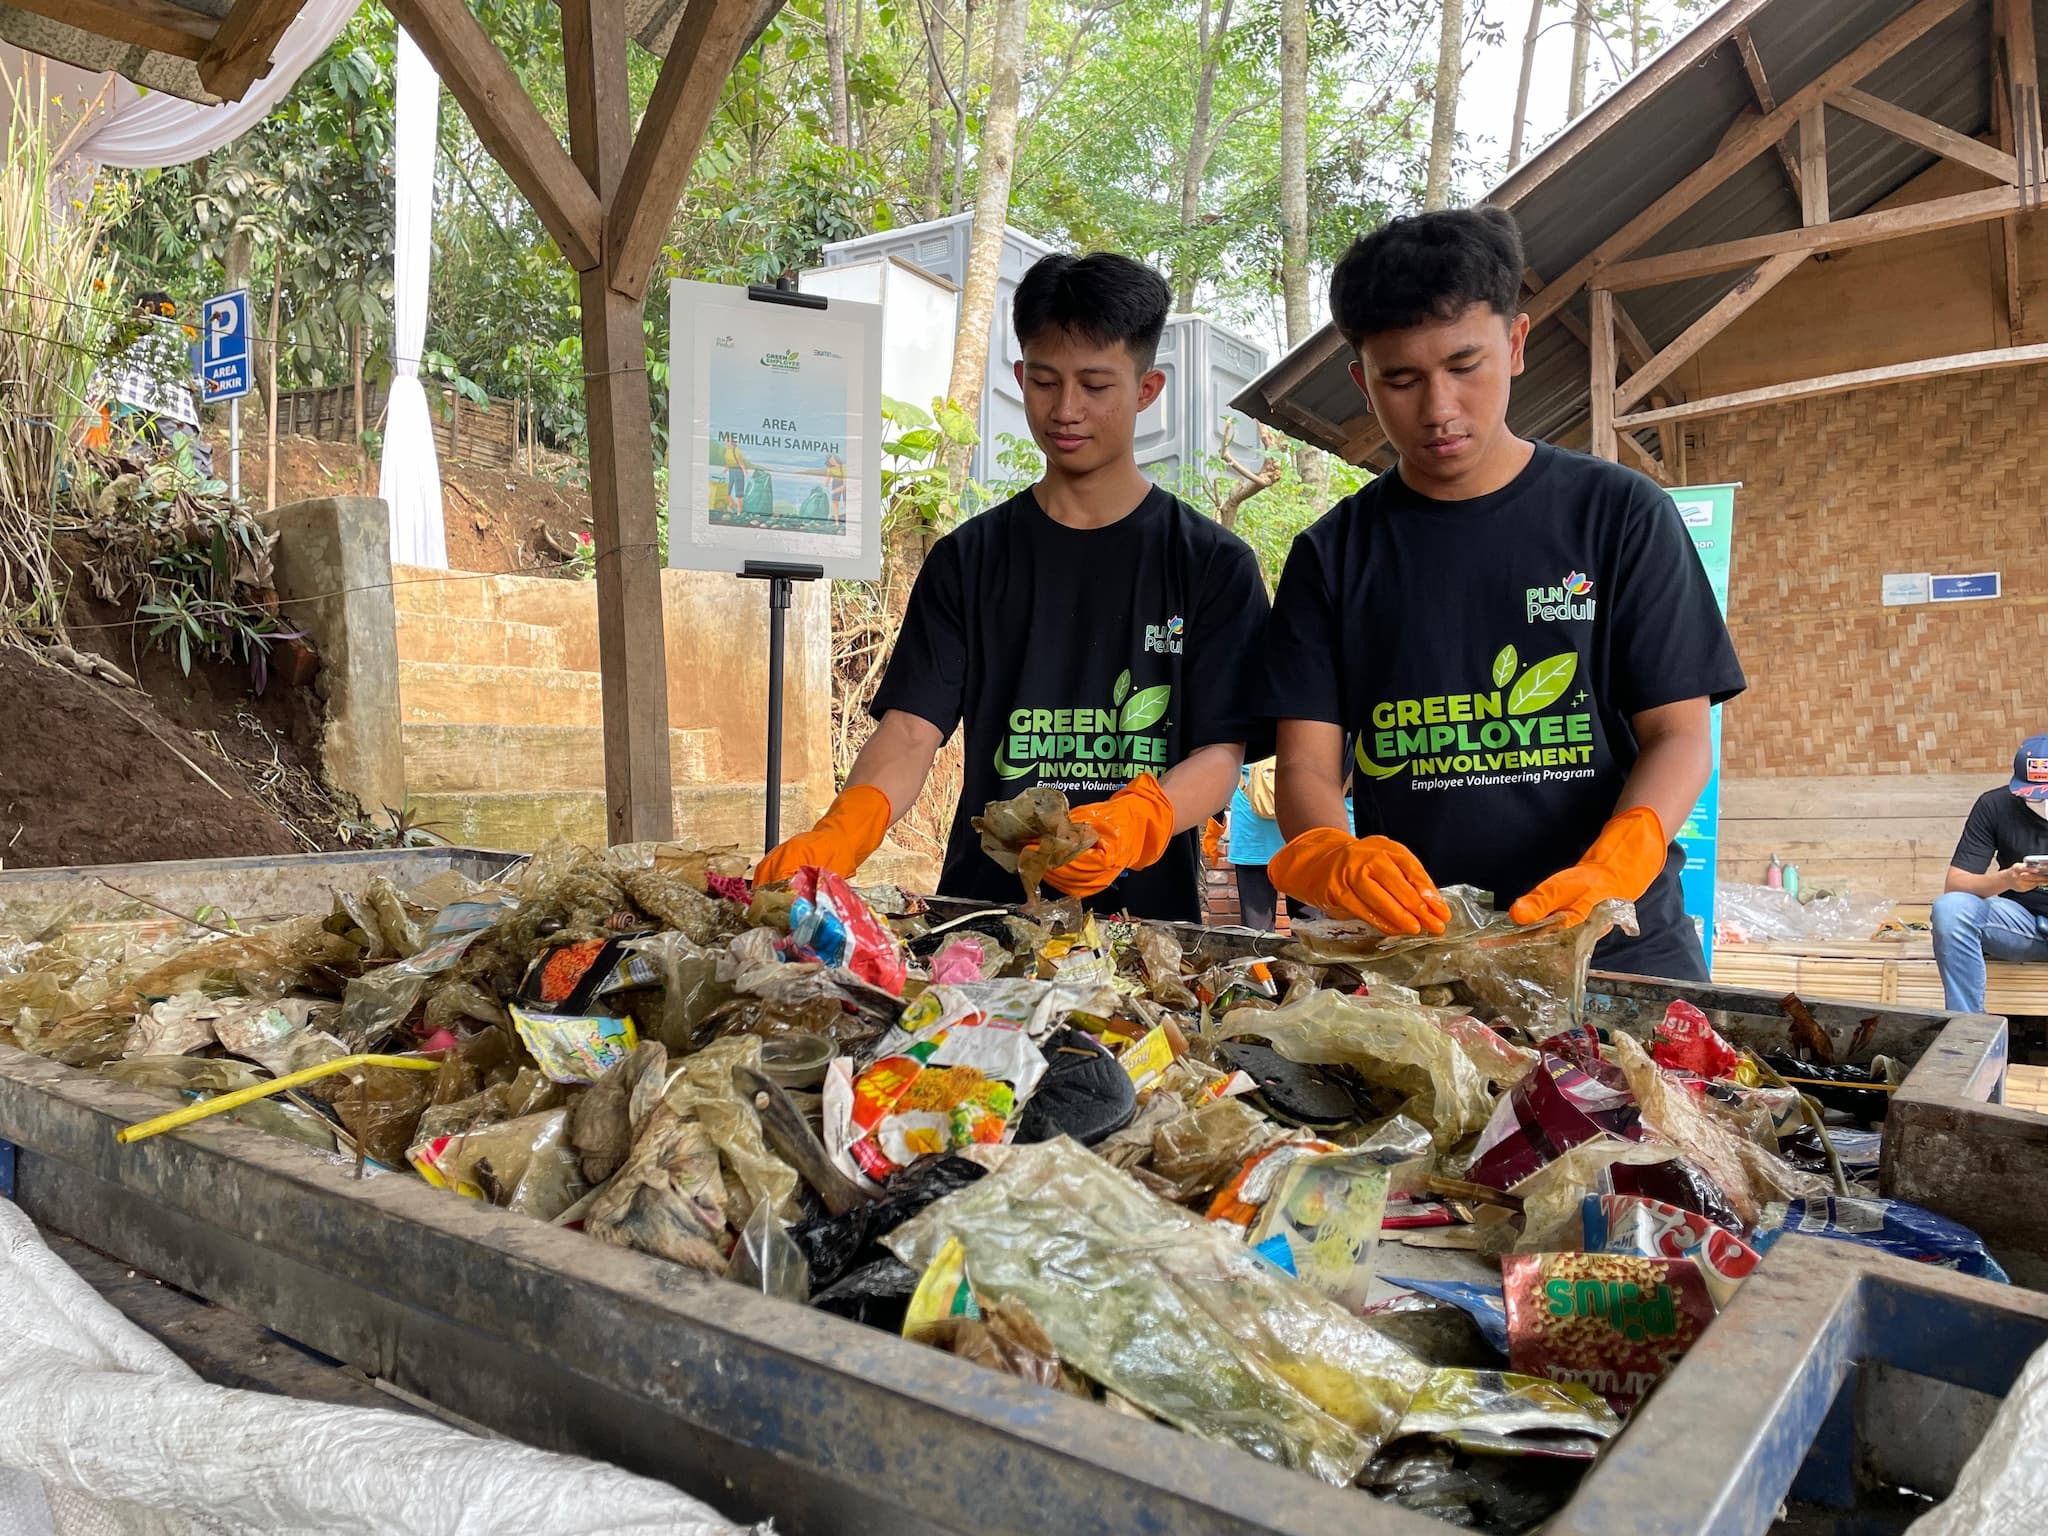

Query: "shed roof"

xmin=1236 ymin=0 xmax=2024 ymax=465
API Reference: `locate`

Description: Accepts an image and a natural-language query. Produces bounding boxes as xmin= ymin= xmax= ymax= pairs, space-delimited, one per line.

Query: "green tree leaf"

xmin=1112 ymin=669 xmax=1131 ymax=707
xmin=1119 ymin=684 xmax=1171 ymax=733
xmin=1507 ymin=653 xmax=1580 ymax=716
xmin=1491 ymin=644 xmax=1518 ymax=689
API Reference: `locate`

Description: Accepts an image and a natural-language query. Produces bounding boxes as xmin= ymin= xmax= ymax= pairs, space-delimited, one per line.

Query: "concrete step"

xmin=403 ymin=723 xmax=714 ymax=792
xmin=395 ymin=611 xmax=597 ymax=671
xmin=391 ymin=565 xmax=600 ymax=632
xmin=406 ymin=782 xmax=814 ymax=853
xmin=399 ymin=661 xmax=602 ymax=727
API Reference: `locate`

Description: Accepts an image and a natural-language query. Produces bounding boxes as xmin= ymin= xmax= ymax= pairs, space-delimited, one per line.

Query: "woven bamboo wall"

xmin=1685 ymin=364 xmax=2048 ymax=780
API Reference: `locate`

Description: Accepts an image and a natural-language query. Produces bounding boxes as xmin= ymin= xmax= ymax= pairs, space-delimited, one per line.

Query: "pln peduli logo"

xmin=1527 ymin=571 xmax=1596 ymax=624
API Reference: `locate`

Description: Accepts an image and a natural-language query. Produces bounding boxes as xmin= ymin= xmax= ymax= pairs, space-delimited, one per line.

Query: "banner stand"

xmin=738 ymin=559 xmax=824 ymax=851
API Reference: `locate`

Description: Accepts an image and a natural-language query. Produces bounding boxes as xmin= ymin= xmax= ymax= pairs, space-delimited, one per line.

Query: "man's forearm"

xmin=1274 ymin=720 xmax=1352 ymax=841
xmin=1947 ymin=865 xmax=2019 ymax=898
xmin=844 ymin=711 xmax=944 ymax=823
xmin=1618 ymin=713 xmax=1713 ymax=844
xmin=1157 ymin=742 xmax=1245 ymax=833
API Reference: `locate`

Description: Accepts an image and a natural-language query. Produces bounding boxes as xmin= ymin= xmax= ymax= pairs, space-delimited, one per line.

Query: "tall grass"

xmin=0 ymin=59 xmax=118 ymax=644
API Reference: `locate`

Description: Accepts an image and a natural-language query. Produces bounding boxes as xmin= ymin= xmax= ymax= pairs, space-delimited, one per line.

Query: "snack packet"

xmin=1207 ymin=1138 xmax=1341 ymax=1233
xmin=1582 ymin=1192 xmax=1760 ymax=1308
xmin=784 ymin=869 xmax=908 ymax=996
xmin=1750 ymin=1197 xmax=2010 ymax=1282
xmin=1247 ymin=1150 xmax=1394 ymax=1314
xmin=1649 ymin=999 xmax=1749 ymax=1082
xmin=1393 ymin=1368 xmax=1621 ymax=1459
xmin=1466 ymin=1055 xmax=1642 ymax=1191
xmin=510 ymin=1004 xmax=639 ymax=1084
xmin=1501 ymin=1251 xmax=1716 ymax=1411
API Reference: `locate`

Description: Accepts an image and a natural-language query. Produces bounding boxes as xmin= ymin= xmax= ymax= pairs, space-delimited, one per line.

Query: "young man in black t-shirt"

xmin=1263 ymin=208 xmax=1745 ymax=980
xmin=1931 ymin=734 xmax=2048 ymax=1012
xmin=756 ymin=253 xmax=1270 ymax=920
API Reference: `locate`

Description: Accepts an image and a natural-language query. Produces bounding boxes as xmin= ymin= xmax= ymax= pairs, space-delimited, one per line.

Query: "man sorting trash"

xmin=756 ymin=251 xmax=1270 ymax=920
xmin=1263 ymin=208 xmax=1744 ymax=980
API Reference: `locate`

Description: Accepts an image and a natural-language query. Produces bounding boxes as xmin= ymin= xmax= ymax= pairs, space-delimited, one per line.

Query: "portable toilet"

xmin=797 ymin=255 xmax=960 ymax=426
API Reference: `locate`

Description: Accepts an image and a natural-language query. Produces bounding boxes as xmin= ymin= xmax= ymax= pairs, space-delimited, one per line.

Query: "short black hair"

xmin=1328 ymin=207 xmax=1524 ymax=346
xmin=1012 ymin=252 xmax=1171 ymax=371
xmin=134 ymin=289 xmax=175 ymax=317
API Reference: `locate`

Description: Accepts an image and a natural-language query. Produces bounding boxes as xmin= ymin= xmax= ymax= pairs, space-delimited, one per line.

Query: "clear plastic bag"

xmin=1216 ymin=990 xmax=1495 ymax=1147
xmin=886 ymin=1137 xmax=1429 ymax=1484
xmin=662 ymin=1035 xmax=800 ymax=1227
xmin=408 ymin=1107 xmax=590 ymax=1221
xmin=1714 ymin=882 xmax=1893 ymax=945
xmin=1138 ymin=1096 xmax=1278 ymax=1203
xmin=727 ymin=1200 xmax=810 ymax=1303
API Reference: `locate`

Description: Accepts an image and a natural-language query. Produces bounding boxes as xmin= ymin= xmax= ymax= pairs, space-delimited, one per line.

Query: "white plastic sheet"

xmin=69 ymin=0 xmax=362 ymax=169
xmin=1907 ymin=1339 xmax=2048 ymax=1536
xmin=0 ymin=1198 xmax=758 ymax=1536
xmin=377 ymin=27 xmax=448 ymax=568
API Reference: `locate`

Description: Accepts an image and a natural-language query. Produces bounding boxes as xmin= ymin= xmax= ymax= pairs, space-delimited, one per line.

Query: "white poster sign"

xmin=667 ymin=280 xmax=883 ymax=580
xmin=1880 ymin=572 xmax=1931 ymax=607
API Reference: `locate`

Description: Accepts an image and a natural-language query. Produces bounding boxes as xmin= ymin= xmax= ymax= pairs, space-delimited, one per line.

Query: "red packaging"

xmin=1650 ymin=1000 xmax=1742 ymax=1081
xmin=1502 ymin=1251 xmax=1716 ymax=1411
xmin=1583 ymin=1192 xmax=1761 ymax=1308
xmin=786 ymin=869 xmax=909 ymax=996
xmin=1466 ymin=1055 xmax=1643 ymax=1191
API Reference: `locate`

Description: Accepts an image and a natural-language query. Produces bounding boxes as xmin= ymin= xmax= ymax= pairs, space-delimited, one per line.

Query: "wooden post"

xmin=1800 ymin=103 xmax=1829 ymax=226
xmin=564 ymin=0 xmax=675 ymax=844
xmin=1589 ymin=285 xmax=1618 ymax=461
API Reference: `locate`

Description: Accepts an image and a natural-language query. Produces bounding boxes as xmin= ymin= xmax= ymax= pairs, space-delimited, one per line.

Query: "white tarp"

xmin=1907 ymin=1338 xmax=2048 ymax=1536
xmin=0 ymin=1198 xmax=759 ymax=1536
xmin=377 ymin=26 xmax=449 ymax=568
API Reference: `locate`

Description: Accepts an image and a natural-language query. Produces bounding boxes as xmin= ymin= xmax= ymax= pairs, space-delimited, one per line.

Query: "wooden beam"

xmin=6 ymin=0 xmax=215 ymax=60
xmin=1615 ymin=250 xmax=1808 ymax=415
xmin=1589 ymin=286 xmax=1618 ymax=461
xmin=1609 ymin=296 xmax=1660 ymax=380
xmin=387 ymin=0 xmax=603 ymax=272
xmin=1600 ymin=182 xmax=2027 ymax=291
xmin=1528 ymin=265 xmax=1678 ymax=399
xmin=1613 ymin=341 xmax=2048 ymax=428
xmin=1732 ymin=25 xmax=1804 ymax=203
xmin=1993 ymin=19 xmax=2025 ymax=330
xmin=199 ymin=0 xmax=304 ymax=100
xmin=1527 ymin=0 xmax=1975 ymax=328
xmin=562 ymin=0 xmax=675 ymax=844
xmin=1827 ymin=86 xmax=2020 ymax=183
xmin=1800 ymin=103 xmax=1830 ymax=225
xmin=609 ymin=0 xmax=783 ymax=300
xmin=2010 ymin=0 xmax=2045 ymax=207
xmin=1618 ymin=430 xmax=1670 ymax=484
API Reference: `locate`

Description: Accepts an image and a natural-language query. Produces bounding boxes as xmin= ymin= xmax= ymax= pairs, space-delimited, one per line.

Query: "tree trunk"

xmin=942 ymin=0 xmax=1027 ymax=489
xmin=265 ymin=263 xmax=281 ymax=509
xmin=1509 ymin=0 xmax=1544 ymax=169
xmin=1176 ymin=0 xmax=1235 ymax=312
xmin=1568 ymin=0 xmax=1593 ymax=121
xmin=951 ymin=0 xmax=975 ymax=217
xmin=1279 ymin=0 xmax=1320 ymax=486
xmin=1423 ymin=0 xmax=1466 ymax=209
xmin=351 ymin=321 xmax=366 ymax=494
xmin=822 ymin=0 xmax=852 ymax=150
xmin=1630 ymin=0 xmax=1645 ymax=70
xmin=924 ymin=6 xmax=946 ymax=219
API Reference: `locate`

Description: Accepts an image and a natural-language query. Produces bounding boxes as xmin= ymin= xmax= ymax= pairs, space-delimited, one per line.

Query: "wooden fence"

xmin=273 ymin=382 xmax=524 ymax=469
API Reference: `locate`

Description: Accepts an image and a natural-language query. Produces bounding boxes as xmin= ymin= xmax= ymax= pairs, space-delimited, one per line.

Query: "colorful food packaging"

xmin=1466 ymin=1054 xmax=1643 ymax=1190
xmin=1750 ymin=1197 xmax=2010 ymax=1282
xmin=1247 ymin=1150 xmax=1394 ymax=1314
xmin=1501 ymin=1251 xmax=1716 ymax=1410
xmin=509 ymin=1005 xmax=639 ymax=1084
xmin=1381 ymin=1277 xmax=1511 ymax=1356
xmin=782 ymin=868 xmax=908 ymax=996
xmin=1206 ymin=1138 xmax=1341 ymax=1233
xmin=1115 ymin=1024 xmax=1178 ymax=1092
xmin=1392 ymin=1368 xmax=1622 ymax=1459
xmin=1649 ymin=999 xmax=1748 ymax=1082
xmin=1582 ymin=1192 xmax=1761 ymax=1308
xmin=902 ymin=1235 xmax=978 ymax=1336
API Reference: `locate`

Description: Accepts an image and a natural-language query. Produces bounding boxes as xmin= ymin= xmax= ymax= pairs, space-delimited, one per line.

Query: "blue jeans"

xmin=1932 ymin=891 xmax=2048 ymax=1013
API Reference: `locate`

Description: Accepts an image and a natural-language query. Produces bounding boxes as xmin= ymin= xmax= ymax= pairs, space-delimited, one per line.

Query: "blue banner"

xmin=1668 ymin=484 xmax=1736 ymax=971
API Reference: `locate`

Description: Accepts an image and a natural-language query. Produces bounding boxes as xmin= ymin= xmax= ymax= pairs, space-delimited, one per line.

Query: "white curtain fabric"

xmin=378 ymin=27 xmax=448 ymax=568
xmin=69 ymin=0 xmax=361 ymax=168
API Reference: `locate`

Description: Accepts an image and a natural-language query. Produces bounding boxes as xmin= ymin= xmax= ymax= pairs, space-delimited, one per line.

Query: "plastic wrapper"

xmin=781 ymin=869 xmax=907 ymax=996
xmin=913 ymin=1300 xmax=1079 ymax=1395
xmin=100 ymin=1055 xmax=267 ymax=1096
xmin=1393 ymin=1368 xmax=1621 ymax=1458
xmin=1509 ymin=1135 xmax=1695 ymax=1253
xmin=1131 ymin=924 xmax=1197 ymax=1009
xmin=727 ymin=1200 xmax=810 ymax=1303
xmin=886 ymin=1137 xmax=1430 ymax=1483
xmin=1583 ymin=1193 xmax=1761 ymax=1307
xmin=1290 ymin=889 xmax=1636 ymax=1035
xmin=1608 ymin=1031 xmax=1827 ymax=1227
xmin=1208 ymin=1138 xmax=1340 ymax=1233
xmin=830 ymin=980 xmax=1105 ymax=1178
xmin=582 ymin=1101 xmax=731 ymax=1273
xmin=1216 ymin=989 xmax=1494 ymax=1147
xmin=1137 ymin=1096 xmax=1278 ymax=1203
xmin=930 ymin=934 xmax=993 ymax=984
xmin=1714 ymin=881 xmax=1892 ymax=945
xmin=1649 ymin=999 xmax=1746 ymax=1081
xmin=791 ymin=1155 xmax=985 ymax=1291
xmin=1466 ymin=1055 xmax=1644 ymax=1191
xmin=336 ymin=899 xmax=509 ymax=1048
xmin=1752 ymin=1197 xmax=2011 ymax=1282
xmin=615 ymin=864 xmax=736 ymax=946
xmin=731 ymin=960 xmax=903 ymax=1040
xmin=809 ymin=1257 xmax=919 ymax=1331
xmin=971 ymin=786 xmax=1098 ymax=906
xmin=604 ymin=930 xmax=729 ymax=1052
xmin=212 ymin=997 xmax=343 ymax=1076
xmin=1382 ymin=1278 xmax=1511 ymax=1356
xmin=1194 ymin=956 xmax=1282 ymax=1014
xmin=1501 ymin=1250 xmax=1716 ymax=1411
xmin=1362 ymin=1441 xmax=1587 ymax=1528
xmin=286 ymin=1060 xmax=434 ymax=1165
xmin=1244 ymin=1151 xmax=1392 ymax=1314
xmin=1606 ymin=1156 xmax=1746 ymax=1235
xmin=510 ymin=1005 xmax=639 ymax=1085
xmin=1434 ymin=1013 xmax=1537 ymax=1091
xmin=568 ymin=1042 xmax=670 ymax=1183
xmin=408 ymin=1107 xmax=589 ymax=1221
xmin=416 ymin=1067 xmax=564 ymax=1146
xmin=662 ymin=1034 xmax=799 ymax=1227
xmin=124 ymin=992 xmax=222 ymax=1057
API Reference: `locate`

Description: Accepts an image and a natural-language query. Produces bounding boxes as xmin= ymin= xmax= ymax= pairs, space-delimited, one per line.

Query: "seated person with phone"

xmin=1932 ymin=733 xmax=2048 ymax=1012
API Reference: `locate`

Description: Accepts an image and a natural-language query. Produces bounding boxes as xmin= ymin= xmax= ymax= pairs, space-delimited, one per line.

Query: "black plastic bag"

xmin=791 ymin=1155 xmax=986 ymax=1290
xmin=1014 ymin=1027 xmax=1136 ymax=1146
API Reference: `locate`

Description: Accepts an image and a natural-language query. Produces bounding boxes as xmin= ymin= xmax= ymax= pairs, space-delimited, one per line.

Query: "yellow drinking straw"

xmin=115 ymin=1054 xmax=440 ymax=1145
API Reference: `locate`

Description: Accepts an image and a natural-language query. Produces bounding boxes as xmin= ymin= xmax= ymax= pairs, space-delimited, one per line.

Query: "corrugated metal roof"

xmin=0 ymin=0 xmax=742 ymax=105
xmin=1237 ymin=0 xmax=2017 ymax=462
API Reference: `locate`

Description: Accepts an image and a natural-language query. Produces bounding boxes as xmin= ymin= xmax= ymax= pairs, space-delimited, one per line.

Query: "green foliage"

xmin=881 ymin=394 xmax=981 ymax=536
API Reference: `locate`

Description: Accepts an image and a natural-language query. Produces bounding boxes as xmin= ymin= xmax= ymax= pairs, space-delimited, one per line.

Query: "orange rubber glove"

xmin=1509 ymin=805 xmax=1669 ymax=928
xmin=1042 ymin=773 xmax=1177 ymax=900
xmin=1201 ymin=816 xmax=1225 ymax=864
xmin=753 ymin=784 xmax=893 ymax=885
xmin=1268 ymin=826 xmax=1449 ymax=936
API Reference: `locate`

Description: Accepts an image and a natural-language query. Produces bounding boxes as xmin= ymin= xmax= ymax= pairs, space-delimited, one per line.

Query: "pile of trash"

xmin=0 ymin=817 xmax=2006 ymax=1533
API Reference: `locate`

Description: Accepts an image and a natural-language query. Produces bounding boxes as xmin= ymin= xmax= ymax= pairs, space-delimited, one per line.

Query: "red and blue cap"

xmin=2012 ymin=735 xmax=2048 ymax=801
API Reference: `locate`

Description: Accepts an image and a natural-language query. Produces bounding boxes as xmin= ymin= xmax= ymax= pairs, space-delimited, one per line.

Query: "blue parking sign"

xmin=202 ymin=289 xmax=251 ymax=402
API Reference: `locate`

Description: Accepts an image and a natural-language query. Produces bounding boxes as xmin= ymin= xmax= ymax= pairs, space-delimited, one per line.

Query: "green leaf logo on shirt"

xmin=1507 ymin=652 xmax=1579 ymax=716
xmin=994 ymin=744 xmax=1035 ymax=780
xmin=1113 ymin=669 xmax=1131 ymax=707
xmin=1492 ymin=645 xmax=1518 ymax=688
xmin=1119 ymin=684 xmax=1171 ymax=733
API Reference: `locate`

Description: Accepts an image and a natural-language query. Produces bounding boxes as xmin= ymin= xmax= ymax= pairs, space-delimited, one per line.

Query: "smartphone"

xmin=2027 ymin=854 xmax=2048 ymax=872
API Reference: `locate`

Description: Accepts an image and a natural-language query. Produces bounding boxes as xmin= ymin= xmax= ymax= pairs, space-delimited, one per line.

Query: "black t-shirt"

xmin=1264 ymin=443 xmax=1746 ymax=980
xmin=1952 ymin=789 xmax=2048 ymax=918
xmin=872 ymin=486 xmax=1271 ymax=920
